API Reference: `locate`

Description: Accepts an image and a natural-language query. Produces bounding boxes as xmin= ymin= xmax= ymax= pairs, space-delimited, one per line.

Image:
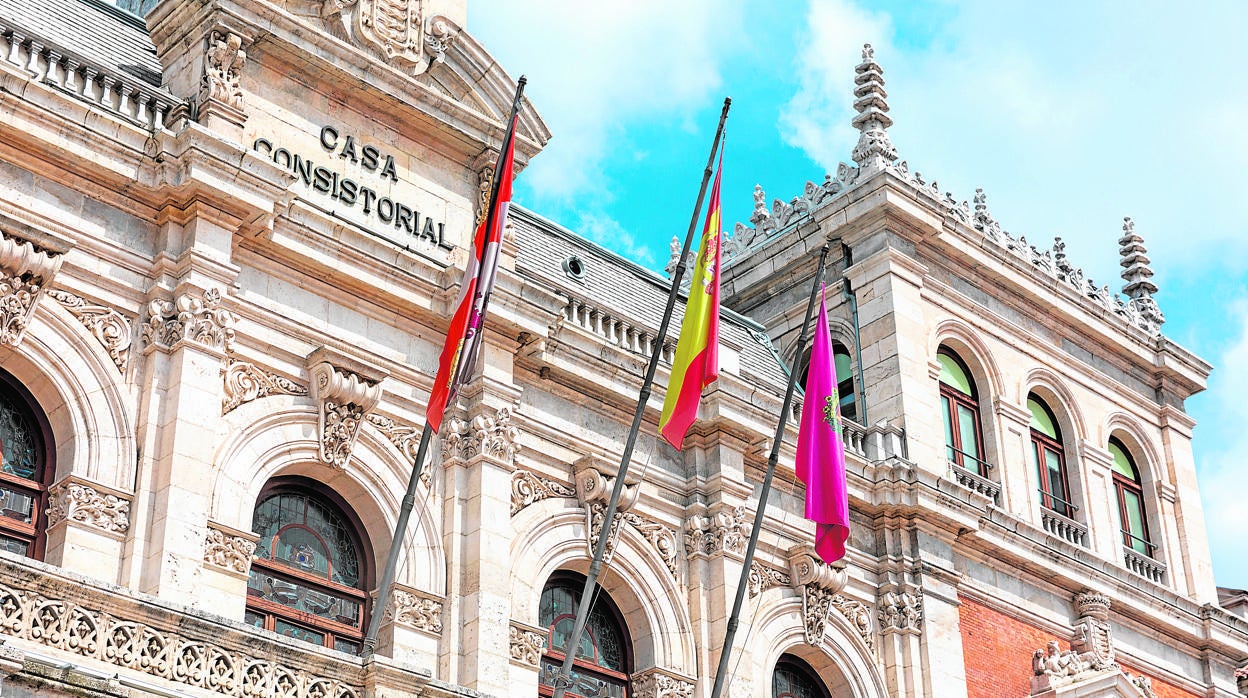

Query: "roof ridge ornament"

xmin=851 ymin=43 xmax=899 ymax=171
xmin=1117 ymin=216 xmax=1165 ymax=329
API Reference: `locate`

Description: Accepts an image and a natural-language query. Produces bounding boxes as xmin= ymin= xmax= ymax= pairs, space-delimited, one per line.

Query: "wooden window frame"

xmin=0 ymin=369 xmax=54 ymax=561
xmin=1109 ymin=440 xmax=1153 ymax=557
xmin=937 ymin=350 xmax=987 ymax=476
xmin=538 ymin=573 xmax=632 ymax=698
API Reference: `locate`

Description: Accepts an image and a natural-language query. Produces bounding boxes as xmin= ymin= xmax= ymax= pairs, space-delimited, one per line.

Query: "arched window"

xmin=246 ymin=477 xmax=372 ymax=654
xmin=538 ymin=574 xmax=631 ymax=698
xmin=938 ymin=349 xmax=986 ymax=475
xmin=0 ymin=369 xmax=53 ymax=559
xmin=832 ymin=343 xmax=857 ymax=424
xmin=773 ymin=654 xmax=831 ymax=698
xmin=1028 ymin=395 xmax=1074 ymax=518
xmin=1109 ymin=438 xmax=1153 ymax=557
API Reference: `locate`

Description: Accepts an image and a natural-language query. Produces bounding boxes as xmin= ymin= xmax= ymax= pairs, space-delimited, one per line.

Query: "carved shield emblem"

xmin=325 ymin=0 xmax=426 ymax=70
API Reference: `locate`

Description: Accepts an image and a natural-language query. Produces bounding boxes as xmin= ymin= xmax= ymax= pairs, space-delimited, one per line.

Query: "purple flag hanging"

xmin=794 ymin=285 xmax=850 ymax=564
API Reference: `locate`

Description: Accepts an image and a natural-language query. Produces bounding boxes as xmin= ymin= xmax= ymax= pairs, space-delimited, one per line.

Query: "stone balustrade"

xmin=562 ymin=296 xmax=675 ymax=363
xmin=946 ymin=461 xmax=1001 ymax=504
xmin=1041 ymin=508 xmax=1089 ymax=548
xmin=1122 ymin=546 xmax=1167 ymax=585
xmin=0 ymin=26 xmax=178 ymax=131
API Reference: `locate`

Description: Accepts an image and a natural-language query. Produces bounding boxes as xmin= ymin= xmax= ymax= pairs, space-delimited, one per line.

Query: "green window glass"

xmin=0 ymin=373 xmax=50 ymax=560
xmin=938 ymin=349 xmax=986 ymax=475
xmin=1109 ymin=438 xmax=1151 ymax=557
xmin=1028 ymin=395 xmax=1072 ymax=517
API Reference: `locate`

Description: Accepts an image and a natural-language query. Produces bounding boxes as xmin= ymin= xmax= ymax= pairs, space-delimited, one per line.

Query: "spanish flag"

xmin=659 ymin=159 xmax=723 ymax=449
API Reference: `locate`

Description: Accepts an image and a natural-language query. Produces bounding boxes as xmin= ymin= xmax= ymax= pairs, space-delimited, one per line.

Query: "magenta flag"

xmin=794 ymin=285 xmax=850 ymax=564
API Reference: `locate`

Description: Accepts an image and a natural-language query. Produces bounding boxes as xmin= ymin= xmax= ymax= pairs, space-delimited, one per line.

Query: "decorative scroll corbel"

xmin=788 ymin=545 xmax=847 ymax=645
xmin=307 ymin=348 xmax=386 ymax=469
xmin=0 ymin=227 xmax=67 ymax=346
xmin=199 ymin=28 xmax=248 ymax=124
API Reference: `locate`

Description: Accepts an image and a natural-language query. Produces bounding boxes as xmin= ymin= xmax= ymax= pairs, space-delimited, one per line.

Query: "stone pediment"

xmin=146 ymin=0 xmax=549 ymax=165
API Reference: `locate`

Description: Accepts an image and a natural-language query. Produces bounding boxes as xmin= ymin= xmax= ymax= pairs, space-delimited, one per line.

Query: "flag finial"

xmin=851 ymin=43 xmax=898 ymax=170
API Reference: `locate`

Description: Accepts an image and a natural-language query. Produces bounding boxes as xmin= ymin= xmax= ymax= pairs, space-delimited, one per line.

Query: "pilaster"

xmin=43 ymin=476 xmax=132 ymax=582
xmin=1078 ymin=441 xmax=1117 ymax=560
xmin=994 ymin=396 xmax=1034 ymax=518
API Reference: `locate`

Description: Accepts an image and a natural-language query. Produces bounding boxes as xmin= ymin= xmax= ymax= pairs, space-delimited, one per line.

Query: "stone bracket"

xmin=0 ymin=223 xmax=69 ymax=346
xmin=202 ymin=520 xmax=259 ymax=578
xmin=307 ymin=346 xmax=387 ymax=469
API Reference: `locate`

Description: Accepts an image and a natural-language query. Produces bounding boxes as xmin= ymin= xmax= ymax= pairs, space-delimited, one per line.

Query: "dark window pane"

xmin=0 ymin=532 xmax=28 ymax=556
xmin=334 ymin=637 xmax=361 ymax=655
xmin=0 ymin=485 xmax=35 ymax=524
xmin=274 ymin=619 xmax=324 ymax=645
xmin=246 ymin=572 xmax=362 ymax=627
xmin=957 ymin=404 xmax=979 ymax=460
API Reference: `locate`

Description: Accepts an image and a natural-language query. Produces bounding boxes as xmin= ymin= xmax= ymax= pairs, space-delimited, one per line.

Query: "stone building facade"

xmin=0 ymin=1 xmax=1244 ymax=698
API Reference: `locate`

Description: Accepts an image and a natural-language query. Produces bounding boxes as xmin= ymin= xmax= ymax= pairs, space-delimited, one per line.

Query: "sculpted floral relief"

xmin=508 ymin=622 xmax=545 ymax=667
xmin=202 ymin=524 xmax=257 ymax=576
xmin=385 ymin=587 xmax=443 ymax=634
xmin=45 ymin=289 xmax=132 ymax=371
xmin=144 ymin=288 xmax=237 ymax=354
xmin=221 ymin=360 xmax=308 ymax=414
xmin=0 ymin=230 xmax=63 ymax=346
xmin=511 ymin=469 xmax=575 ymax=516
xmin=47 ymin=480 xmax=131 ymax=534
xmin=203 ymin=30 xmax=247 ymax=110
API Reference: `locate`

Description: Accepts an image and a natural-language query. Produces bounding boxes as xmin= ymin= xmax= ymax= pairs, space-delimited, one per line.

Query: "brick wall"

xmin=1118 ymin=664 xmax=1201 ymax=698
xmin=959 ymin=595 xmax=1060 ymax=698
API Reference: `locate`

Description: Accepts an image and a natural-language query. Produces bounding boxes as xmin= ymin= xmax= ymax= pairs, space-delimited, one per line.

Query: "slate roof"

xmin=0 ymin=0 xmax=162 ymax=87
xmin=512 ymin=205 xmax=791 ymax=392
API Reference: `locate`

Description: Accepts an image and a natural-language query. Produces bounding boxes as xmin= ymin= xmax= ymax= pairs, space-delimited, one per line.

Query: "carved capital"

xmin=631 ymin=667 xmax=695 ymax=698
xmin=877 ymin=589 xmax=923 ymax=634
xmin=511 ymin=469 xmax=575 ymax=516
xmin=307 ymin=348 xmax=386 ymax=469
xmin=45 ymin=290 xmax=132 ymax=372
xmin=222 ymin=360 xmax=308 ymax=414
xmin=47 ymin=477 xmax=131 ymax=534
xmin=440 ymin=404 xmax=521 ymax=463
xmin=384 ymin=585 xmax=443 ymax=635
xmin=0 ymin=229 xmax=65 ymax=346
xmin=508 ymin=620 xmax=546 ymax=667
xmin=143 ymin=287 xmax=237 ymax=355
xmin=202 ymin=521 xmax=259 ymax=576
xmin=684 ymin=505 xmax=748 ymax=558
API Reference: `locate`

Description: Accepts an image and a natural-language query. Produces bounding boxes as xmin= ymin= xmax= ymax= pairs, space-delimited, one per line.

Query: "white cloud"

xmin=1196 ymin=298 xmax=1248 ymax=588
xmin=778 ymin=0 xmax=892 ymax=169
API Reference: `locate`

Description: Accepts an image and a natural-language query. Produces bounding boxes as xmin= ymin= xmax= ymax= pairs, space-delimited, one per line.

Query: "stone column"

xmin=441 ymin=373 xmax=523 ymax=695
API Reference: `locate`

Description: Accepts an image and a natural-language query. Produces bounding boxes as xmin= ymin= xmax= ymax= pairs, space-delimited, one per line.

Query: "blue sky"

xmin=471 ymin=1 xmax=1248 ymax=590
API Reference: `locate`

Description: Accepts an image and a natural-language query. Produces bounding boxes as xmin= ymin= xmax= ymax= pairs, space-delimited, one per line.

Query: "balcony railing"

xmin=1040 ymin=507 xmax=1089 ymax=548
xmin=946 ymin=461 xmax=1001 ymax=504
xmin=1123 ymin=546 xmax=1167 ymax=584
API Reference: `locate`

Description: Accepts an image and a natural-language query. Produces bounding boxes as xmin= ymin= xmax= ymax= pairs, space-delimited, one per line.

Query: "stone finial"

xmin=851 ymin=43 xmax=899 ymax=169
xmin=665 ymin=235 xmax=682 ymax=277
xmin=1117 ymin=217 xmax=1165 ymax=329
xmin=1118 ymin=217 xmax=1157 ymax=299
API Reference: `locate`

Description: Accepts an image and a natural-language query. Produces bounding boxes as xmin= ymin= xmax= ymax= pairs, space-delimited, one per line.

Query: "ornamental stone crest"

xmin=143 ymin=287 xmax=237 ymax=354
xmin=511 ymin=469 xmax=575 ymax=516
xmin=47 ymin=478 xmax=131 ymax=534
xmin=202 ymin=522 xmax=258 ymax=575
xmin=1070 ymin=591 xmax=1115 ymax=671
xmin=324 ymin=0 xmax=460 ymax=74
xmin=45 ymin=290 xmax=132 ymax=372
xmin=0 ymin=229 xmax=65 ymax=346
xmin=508 ymin=620 xmax=546 ymax=667
xmin=384 ymin=585 xmax=443 ymax=635
xmin=222 ymin=360 xmax=308 ymax=414
xmin=307 ymin=348 xmax=386 ymax=469
xmin=788 ymin=545 xmax=848 ymax=644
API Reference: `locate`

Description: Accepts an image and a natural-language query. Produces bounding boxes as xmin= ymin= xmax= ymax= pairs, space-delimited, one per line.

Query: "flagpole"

xmin=550 ymin=97 xmax=731 ymax=698
xmin=708 ymin=242 xmax=831 ymax=698
xmin=362 ymin=76 xmax=528 ymax=658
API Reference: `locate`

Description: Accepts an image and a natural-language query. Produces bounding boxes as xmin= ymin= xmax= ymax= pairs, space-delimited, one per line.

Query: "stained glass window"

xmin=773 ymin=655 xmax=830 ymax=698
xmin=538 ymin=575 xmax=630 ymax=698
xmin=246 ymin=479 xmax=370 ymax=654
xmin=0 ymin=373 xmax=50 ymax=560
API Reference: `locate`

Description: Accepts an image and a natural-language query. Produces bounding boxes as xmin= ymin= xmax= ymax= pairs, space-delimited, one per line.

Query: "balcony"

xmin=1040 ymin=506 xmax=1089 ymax=548
xmin=946 ymin=460 xmax=1001 ymax=504
xmin=1123 ymin=545 xmax=1166 ymax=584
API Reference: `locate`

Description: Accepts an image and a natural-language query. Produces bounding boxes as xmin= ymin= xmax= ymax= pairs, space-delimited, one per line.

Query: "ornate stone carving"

xmin=202 ymin=30 xmax=246 ymax=109
xmin=423 ymin=15 xmax=460 ymax=65
xmin=46 ymin=479 xmax=131 ymax=534
xmin=45 ymin=290 xmax=132 ymax=371
xmin=1129 ymin=673 xmax=1158 ymax=698
xmin=475 ymin=163 xmax=495 ymax=227
xmin=832 ymin=594 xmax=874 ymax=651
xmin=684 ymin=505 xmax=748 ymax=557
xmin=440 ymin=405 xmax=521 ymax=463
xmin=143 ymin=288 xmax=237 ymax=354
xmin=631 ymin=668 xmax=695 ymax=698
xmin=747 ymin=561 xmax=790 ymax=597
xmin=1070 ymin=591 xmax=1115 ymax=671
xmin=222 ymin=360 xmax=308 ymax=414
xmin=851 ymin=44 xmax=898 ymax=170
xmin=364 ymin=413 xmax=432 ymax=485
xmin=508 ymin=621 xmax=546 ymax=667
xmin=0 ymin=230 xmax=64 ymax=346
xmin=324 ymin=0 xmax=453 ymax=74
xmin=1032 ymin=640 xmax=1084 ymax=680
xmin=511 ymin=469 xmax=575 ymax=516
xmin=877 ymin=590 xmax=923 ymax=633
xmin=801 ymin=583 xmax=835 ymax=644
xmin=0 ymin=576 xmax=361 ymax=698
xmin=202 ymin=523 xmax=258 ymax=575
xmin=788 ymin=546 xmax=848 ymax=645
xmin=385 ymin=587 xmax=443 ymax=634
xmin=307 ymin=352 xmax=385 ymax=469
